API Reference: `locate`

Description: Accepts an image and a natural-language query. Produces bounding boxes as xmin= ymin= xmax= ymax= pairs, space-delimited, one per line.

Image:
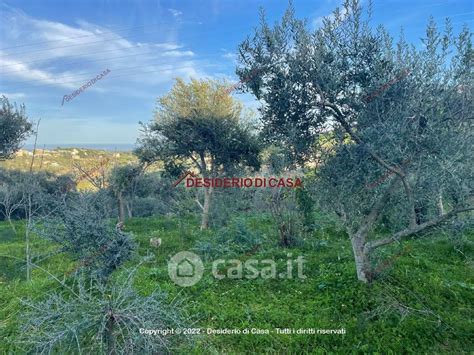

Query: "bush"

xmin=194 ymin=217 xmax=263 ymax=260
xmin=33 ymin=193 xmax=135 ymax=280
xmin=19 ymin=269 xmax=192 ymax=354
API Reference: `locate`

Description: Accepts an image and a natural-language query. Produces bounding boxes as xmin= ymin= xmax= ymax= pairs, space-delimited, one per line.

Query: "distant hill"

xmin=0 ymin=148 xmax=139 ymax=190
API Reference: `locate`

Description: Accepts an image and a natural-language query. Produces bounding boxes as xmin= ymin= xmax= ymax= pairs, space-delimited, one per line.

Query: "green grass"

xmin=0 ymin=214 xmax=473 ymax=353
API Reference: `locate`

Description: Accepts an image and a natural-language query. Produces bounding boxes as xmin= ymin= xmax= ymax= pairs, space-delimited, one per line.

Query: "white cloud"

xmin=222 ymin=51 xmax=236 ymax=61
xmin=161 ymin=50 xmax=195 ymax=57
xmin=168 ymin=8 xmax=183 ymax=17
xmin=0 ymin=4 xmax=221 ymax=144
xmin=0 ymin=55 xmax=87 ymax=90
xmin=0 ymin=92 xmax=26 ymax=100
xmin=0 ymin=6 xmax=206 ymax=90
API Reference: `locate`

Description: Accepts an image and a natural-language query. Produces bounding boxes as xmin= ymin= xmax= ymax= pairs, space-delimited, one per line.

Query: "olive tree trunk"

xmin=349 ymin=232 xmax=372 ymax=283
xmin=117 ymin=191 xmax=125 ymax=223
xmin=200 ymin=186 xmax=213 ymax=230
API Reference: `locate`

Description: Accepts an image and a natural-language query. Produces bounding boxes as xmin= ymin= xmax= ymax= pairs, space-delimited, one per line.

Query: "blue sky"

xmin=0 ymin=0 xmax=472 ymax=147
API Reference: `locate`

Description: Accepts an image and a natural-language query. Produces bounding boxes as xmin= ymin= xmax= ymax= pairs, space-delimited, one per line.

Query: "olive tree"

xmin=136 ymin=78 xmax=261 ymax=229
xmin=0 ymin=96 xmax=33 ymax=160
xmin=109 ymin=163 xmax=144 ymax=223
xmin=237 ymin=0 xmax=473 ymax=282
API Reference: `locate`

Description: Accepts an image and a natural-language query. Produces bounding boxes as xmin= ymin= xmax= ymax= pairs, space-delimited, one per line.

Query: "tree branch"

xmin=199 ymin=152 xmax=207 ymax=177
xmin=73 ymin=163 xmax=103 ymax=189
xmin=324 ymin=102 xmax=405 ymax=178
xmin=195 ymin=198 xmax=204 ymax=211
xmin=365 ymin=206 xmax=474 ymax=251
xmin=189 ymin=155 xmax=202 ymax=172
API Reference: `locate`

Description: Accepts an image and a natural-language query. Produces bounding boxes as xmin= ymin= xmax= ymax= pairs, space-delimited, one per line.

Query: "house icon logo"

xmin=168 ymin=251 xmax=204 ymax=287
xmin=177 ymin=258 xmax=195 ymax=277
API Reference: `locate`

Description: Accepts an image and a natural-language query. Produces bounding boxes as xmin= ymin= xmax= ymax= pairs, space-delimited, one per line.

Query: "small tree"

xmin=22 ymin=176 xmax=43 ymax=282
xmin=263 ymin=145 xmax=311 ymax=247
xmin=109 ymin=163 xmax=144 ymax=223
xmin=0 ymin=96 xmax=33 ymax=160
xmin=0 ymin=182 xmax=23 ymax=233
xmin=34 ymin=193 xmax=135 ymax=281
xmin=136 ymin=78 xmax=261 ymax=229
xmin=237 ymin=0 xmax=473 ymax=282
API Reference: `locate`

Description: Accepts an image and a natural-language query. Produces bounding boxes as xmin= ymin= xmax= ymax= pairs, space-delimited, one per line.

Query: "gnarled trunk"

xmin=350 ymin=232 xmax=372 ymax=283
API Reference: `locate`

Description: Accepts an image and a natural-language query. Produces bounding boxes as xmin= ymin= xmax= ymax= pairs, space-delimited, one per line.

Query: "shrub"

xmin=194 ymin=218 xmax=263 ymax=260
xmin=33 ymin=193 xmax=135 ymax=280
xmin=0 ymin=169 xmax=76 ymax=221
xmin=19 ymin=269 xmax=192 ymax=354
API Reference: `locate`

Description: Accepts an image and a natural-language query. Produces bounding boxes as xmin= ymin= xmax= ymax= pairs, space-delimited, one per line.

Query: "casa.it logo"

xmin=168 ymin=251 xmax=306 ymax=287
xmin=172 ymin=171 xmax=303 ymax=188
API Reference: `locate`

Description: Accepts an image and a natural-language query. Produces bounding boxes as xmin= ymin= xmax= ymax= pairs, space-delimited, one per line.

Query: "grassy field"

xmin=0 ymin=213 xmax=473 ymax=353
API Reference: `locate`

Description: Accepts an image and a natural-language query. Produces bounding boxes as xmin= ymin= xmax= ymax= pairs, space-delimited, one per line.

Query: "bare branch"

xmin=195 ymin=198 xmax=204 ymax=211
xmin=189 ymin=155 xmax=202 ymax=172
xmin=365 ymin=206 xmax=474 ymax=251
xmin=29 ymin=119 xmax=41 ymax=172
